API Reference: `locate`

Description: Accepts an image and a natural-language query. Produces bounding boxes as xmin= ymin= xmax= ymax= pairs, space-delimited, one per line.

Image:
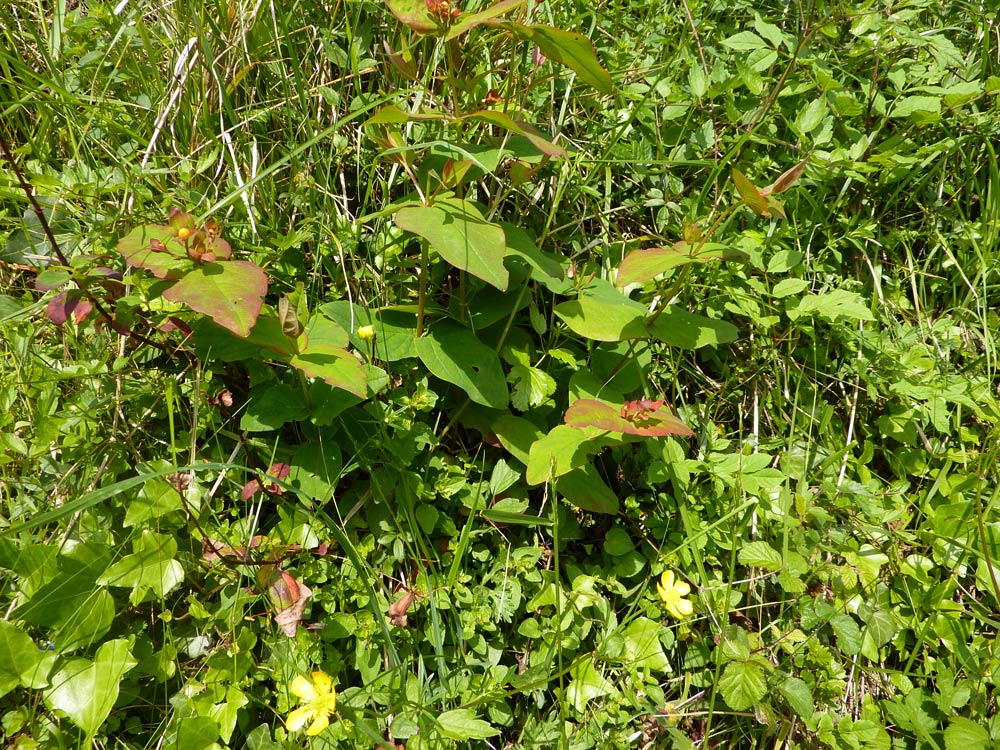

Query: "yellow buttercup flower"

xmin=286 ymin=671 xmax=337 ymax=736
xmin=357 ymin=325 xmax=376 ymax=342
xmin=657 ymin=570 xmax=693 ymax=620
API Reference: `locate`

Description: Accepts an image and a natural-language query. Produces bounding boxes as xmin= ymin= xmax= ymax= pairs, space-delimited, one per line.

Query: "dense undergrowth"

xmin=1 ymin=0 xmax=999 ymax=748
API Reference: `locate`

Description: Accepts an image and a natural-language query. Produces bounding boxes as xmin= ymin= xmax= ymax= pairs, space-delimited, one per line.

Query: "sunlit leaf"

xmin=395 ymin=198 xmax=509 ymax=290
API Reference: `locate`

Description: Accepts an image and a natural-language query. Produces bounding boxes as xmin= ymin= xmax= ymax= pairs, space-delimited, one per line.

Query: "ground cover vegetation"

xmin=1 ymin=0 xmax=998 ymax=747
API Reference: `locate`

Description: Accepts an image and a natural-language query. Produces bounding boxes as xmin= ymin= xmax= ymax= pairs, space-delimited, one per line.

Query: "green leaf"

xmin=508 ymin=363 xmax=556 ymax=410
xmin=556 ymin=466 xmax=619 ymax=514
xmin=321 ymin=301 xmax=418 ymax=362
xmin=490 ymin=412 xmax=543 ymax=464
xmin=501 ymin=223 xmax=565 ymax=286
xmin=786 ymin=289 xmax=874 ymax=323
xmin=732 ymin=168 xmax=770 ymax=216
xmin=395 ymin=198 xmax=509 ymax=290
xmin=383 ymin=0 xmax=437 ymax=33
xmin=162 ymin=261 xmax=267 ymax=337
xmin=779 ymin=676 xmax=814 ymax=718
xmin=53 ymin=589 xmax=116 ymax=652
xmin=289 ymin=344 xmax=367 ymax=397
xmin=722 ymin=31 xmax=767 ymax=50
xmin=944 ymin=717 xmax=989 ymax=750
xmin=444 ymin=0 xmax=524 ymax=38
xmin=554 ymin=295 xmax=648 ymax=342
xmin=738 ymin=541 xmax=783 ymax=571
xmin=567 ymin=659 xmax=618 ymax=713
xmin=526 ymin=425 xmax=611 ymax=485
xmin=240 ymin=383 xmax=309 ymax=431
xmin=506 ymin=23 xmax=613 ymax=94
xmin=648 ymin=307 xmax=739 ymax=348
xmin=98 ymin=530 xmax=184 ymax=604
xmin=890 ymin=95 xmax=941 ymax=118
xmin=437 ymin=709 xmax=499 ymax=741
xmin=415 ymin=321 xmax=508 ymax=407
xmin=829 ymin=612 xmax=862 ymax=655
xmin=45 ymin=639 xmax=136 ymax=737
xmin=465 ymin=110 xmax=566 ymax=158
xmin=0 ymin=620 xmax=44 ymax=697
xmin=718 ymin=660 xmax=768 ymax=711
xmin=615 ymin=243 xmax=743 ymax=287
xmin=620 ymin=617 xmax=671 ymax=673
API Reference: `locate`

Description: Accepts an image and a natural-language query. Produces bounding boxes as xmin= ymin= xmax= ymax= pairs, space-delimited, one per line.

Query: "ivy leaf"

xmin=98 ymin=530 xmax=184 ymax=604
xmin=0 ymin=620 xmax=44 ymax=697
xmin=45 ymin=639 xmax=136 ymax=738
xmin=786 ymin=289 xmax=874 ymax=323
xmin=567 ymin=659 xmax=618 ymax=713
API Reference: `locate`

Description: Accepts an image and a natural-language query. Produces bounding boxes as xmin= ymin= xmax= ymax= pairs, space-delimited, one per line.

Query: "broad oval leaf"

xmin=616 ymin=243 xmax=745 ymax=287
xmin=395 ymin=198 xmax=509 ymax=290
xmin=647 ymin=307 xmax=739 ymax=349
xmin=444 ymin=0 xmax=525 ymax=39
xmin=0 ymin=620 xmax=43 ymax=697
xmin=564 ymin=399 xmax=694 ymax=437
xmin=162 ymin=261 xmax=267 ymax=337
xmin=554 ymin=295 xmax=648 ymax=342
xmin=290 ymin=344 xmax=367 ymax=397
xmin=117 ymin=224 xmax=192 ymax=280
xmin=383 ymin=0 xmax=437 ymax=33
xmin=414 ymin=321 xmax=508 ymax=408
xmin=555 ymin=467 xmax=618 ymax=513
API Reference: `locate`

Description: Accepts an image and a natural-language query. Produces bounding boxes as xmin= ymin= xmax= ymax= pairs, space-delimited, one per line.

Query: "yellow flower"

xmin=357 ymin=325 xmax=376 ymax=342
xmin=657 ymin=570 xmax=693 ymax=620
xmin=286 ymin=671 xmax=337 ymax=736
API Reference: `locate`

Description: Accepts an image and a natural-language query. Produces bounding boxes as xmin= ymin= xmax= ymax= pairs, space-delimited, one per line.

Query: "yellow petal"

xmin=674 ymin=580 xmax=691 ymax=597
xmin=311 ymin=671 xmax=333 ymax=696
xmin=290 ymin=675 xmax=317 ymax=701
xmin=286 ymin=706 xmax=315 ymax=732
xmin=306 ymin=711 xmax=330 ymax=736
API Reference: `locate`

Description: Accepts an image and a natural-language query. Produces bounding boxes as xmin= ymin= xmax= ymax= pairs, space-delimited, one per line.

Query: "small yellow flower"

xmin=357 ymin=325 xmax=376 ymax=342
xmin=286 ymin=671 xmax=337 ymax=736
xmin=657 ymin=570 xmax=693 ymax=620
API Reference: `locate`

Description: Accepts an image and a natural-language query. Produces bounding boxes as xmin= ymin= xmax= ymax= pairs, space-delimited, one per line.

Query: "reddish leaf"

xmin=259 ymin=566 xmax=312 ymax=637
xmin=117 ymin=224 xmax=193 ymax=280
xmin=241 ymin=479 xmax=262 ymax=501
xmin=46 ymin=289 xmax=92 ymax=326
xmin=615 ymin=242 xmax=744 ymax=288
xmin=162 ymin=260 xmax=267 ymax=337
xmin=274 ymin=581 xmax=312 ymax=637
xmin=564 ymin=398 xmax=694 ymax=437
xmin=760 ymin=158 xmax=808 ymax=196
